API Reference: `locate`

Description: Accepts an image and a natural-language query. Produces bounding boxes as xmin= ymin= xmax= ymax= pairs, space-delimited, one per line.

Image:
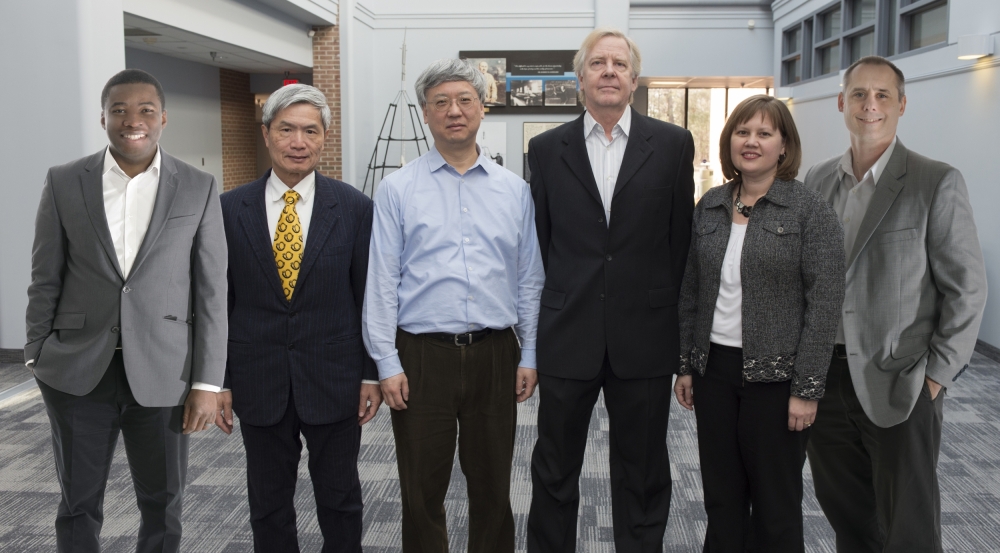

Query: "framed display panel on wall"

xmin=459 ymin=50 xmax=585 ymax=115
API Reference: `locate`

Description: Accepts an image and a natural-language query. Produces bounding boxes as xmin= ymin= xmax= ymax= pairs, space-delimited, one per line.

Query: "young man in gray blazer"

xmin=804 ymin=56 xmax=987 ymax=553
xmin=25 ymin=69 xmax=228 ymax=553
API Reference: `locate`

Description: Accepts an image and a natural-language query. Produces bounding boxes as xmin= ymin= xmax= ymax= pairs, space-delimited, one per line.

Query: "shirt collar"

xmin=837 ymin=136 xmax=897 ymax=186
xmin=583 ymin=107 xmax=631 ymax=140
xmin=427 ymin=144 xmax=492 ymax=176
xmin=103 ymin=146 xmax=161 ymax=180
xmin=266 ymin=169 xmax=316 ymax=205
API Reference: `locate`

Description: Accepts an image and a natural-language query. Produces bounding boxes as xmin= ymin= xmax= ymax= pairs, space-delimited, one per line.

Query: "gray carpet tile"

xmin=1 ymin=351 xmax=999 ymax=552
xmin=0 ymin=363 xmax=30 ymax=393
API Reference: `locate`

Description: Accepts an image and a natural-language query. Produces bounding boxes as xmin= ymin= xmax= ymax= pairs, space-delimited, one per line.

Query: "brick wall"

xmin=220 ymin=68 xmax=258 ymax=190
xmin=312 ymin=25 xmax=342 ymax=180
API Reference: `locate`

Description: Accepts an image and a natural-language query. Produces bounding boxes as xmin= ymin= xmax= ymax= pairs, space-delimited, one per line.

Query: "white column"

xmin=339 ymin=0 xmax=356 ymax=186
xmin=0 ymin=0 xmax=124 ymax=348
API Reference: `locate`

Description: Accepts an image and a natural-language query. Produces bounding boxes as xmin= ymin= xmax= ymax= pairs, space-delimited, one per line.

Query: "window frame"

xmin=779 ymin=0 xmax=948 ymax=86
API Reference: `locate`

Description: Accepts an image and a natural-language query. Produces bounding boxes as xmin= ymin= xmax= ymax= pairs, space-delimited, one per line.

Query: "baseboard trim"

xmin=976 ymin=340 xmax=1000 ymax=364
xmin=0 ymin=349 xmax=24 ymax=364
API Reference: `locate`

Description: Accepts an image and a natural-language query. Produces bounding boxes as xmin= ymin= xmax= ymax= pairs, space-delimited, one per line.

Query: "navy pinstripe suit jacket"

xmin=221 ymin=171 xmax=376 ymax=426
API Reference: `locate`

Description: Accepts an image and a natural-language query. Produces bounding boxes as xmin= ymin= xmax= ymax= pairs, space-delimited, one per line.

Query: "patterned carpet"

xmin=1 ymin=352 xmax=999 ymax=552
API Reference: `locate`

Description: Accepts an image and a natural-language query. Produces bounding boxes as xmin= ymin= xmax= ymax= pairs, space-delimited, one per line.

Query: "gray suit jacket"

xmin=805 ymin=140 xmax=987 ymax=427
xmin=25 ymin=149 xmax=228 ymax=407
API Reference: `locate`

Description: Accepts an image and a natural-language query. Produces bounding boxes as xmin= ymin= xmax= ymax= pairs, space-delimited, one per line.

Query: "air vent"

xmin=124 ymin=28 xmax=160 ymax=37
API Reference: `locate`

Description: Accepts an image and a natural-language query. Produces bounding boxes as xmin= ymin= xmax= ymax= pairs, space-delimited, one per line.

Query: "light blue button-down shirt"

xmin=362 ymin=146 xmax=545 ymax=380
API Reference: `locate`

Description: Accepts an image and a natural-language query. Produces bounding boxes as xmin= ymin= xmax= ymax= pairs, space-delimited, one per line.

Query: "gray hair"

xmin=414 ymin=59 xmax=487 ymax=107
xmin=262 ymin=84 xmax=332 ymax=130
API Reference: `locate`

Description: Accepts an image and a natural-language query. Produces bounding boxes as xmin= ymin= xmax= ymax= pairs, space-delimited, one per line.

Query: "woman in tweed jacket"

xmin=674 ymin=95 xmax=845 ymax=552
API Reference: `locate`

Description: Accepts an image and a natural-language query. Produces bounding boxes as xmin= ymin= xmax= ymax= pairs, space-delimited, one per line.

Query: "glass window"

xmin=849 ymin=32 xmax=875 ymax=63
xmin=784 ymin=59 xmax=802 ymax=84
xmin=909 ymin=4 xmax=948 ymax=50
xmin=818 ymin=43 xmax=841 ymax=75
xmin=647 ymin=89 xmax=686 ymax=126
xmin=852 ymin=0 xmax=876 ymax=27
xmin=784 ymin=27 xmax=802 ymax=56
xmin=820 ymin=8 xmax=842 ymax=40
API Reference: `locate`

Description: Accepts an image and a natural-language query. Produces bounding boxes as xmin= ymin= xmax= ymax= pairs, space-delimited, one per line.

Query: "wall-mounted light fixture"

xmin=957 ymin=35 xmax=994 ymax=60
xmin=774 ymin=87 xmax=793 ymax=100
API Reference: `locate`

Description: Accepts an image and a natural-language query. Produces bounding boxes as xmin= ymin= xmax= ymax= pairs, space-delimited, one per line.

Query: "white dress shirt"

xmin=584 ymin=108 xmax=631 ymax=226
xmin=710 ymin=222 xmax=748 ymax=347
xmin=266 ymin=170 xmax=379 ymax=386
xmin=103 ymin=147 xmax=160 ymax=278
xmin=832 ymin=137 xmax=897 ymax=344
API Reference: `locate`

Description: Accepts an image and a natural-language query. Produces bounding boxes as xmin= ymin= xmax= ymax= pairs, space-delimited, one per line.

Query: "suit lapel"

xmin=846 ymin=142 xmax=909 ymax=269
xmin=79 ymin=151 xmax=124 ymax=280
xmin=128 ymin=154 xmax=179 ymax=281
xmin=560 ymin=115 xmax=603 ymax=208
xmin=239 ymin=177 xmax=287 ymax=302
xmin=293 ymin=173 xmax=340 ymax=297
xmin=612 ymin=109 xmax=652 ymax=199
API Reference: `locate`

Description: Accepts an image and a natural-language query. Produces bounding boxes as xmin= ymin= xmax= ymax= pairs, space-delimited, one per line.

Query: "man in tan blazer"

xmin=804 ymin=56 xmax=987 ymax=553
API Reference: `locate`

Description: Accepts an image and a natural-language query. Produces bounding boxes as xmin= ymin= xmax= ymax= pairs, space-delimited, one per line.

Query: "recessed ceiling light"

xmin=649 ymin=81 xmax=687 ymax=86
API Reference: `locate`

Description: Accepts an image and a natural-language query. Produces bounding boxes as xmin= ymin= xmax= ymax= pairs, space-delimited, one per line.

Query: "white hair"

xmin=414 ymin=59 xmax=487 ymax=106
xmin=262 ymin=84 xmax=332 ymax=130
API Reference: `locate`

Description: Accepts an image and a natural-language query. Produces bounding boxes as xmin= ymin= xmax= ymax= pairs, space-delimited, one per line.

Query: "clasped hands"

xmin=673 ymin=375 xmax=818 ymax=431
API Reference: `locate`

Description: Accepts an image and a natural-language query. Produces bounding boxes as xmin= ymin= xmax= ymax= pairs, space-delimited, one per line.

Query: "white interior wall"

xmin=776 ymin=0 xmax=1000 ymax=346
xmin=126 ymin=48 xmax=224 ymax=186
xmin=0 ymin=0 xmax=125 ymax=349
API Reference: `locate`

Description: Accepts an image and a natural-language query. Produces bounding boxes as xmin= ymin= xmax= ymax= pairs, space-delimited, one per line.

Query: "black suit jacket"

xmin=221 ymin=171 xmax=376 ymax=426
xmin=529 ymin=108 xmax=695 ymax=380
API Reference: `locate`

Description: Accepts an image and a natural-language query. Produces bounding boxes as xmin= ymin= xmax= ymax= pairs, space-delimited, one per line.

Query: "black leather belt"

xmin=422 ymin=328 xmax=495 ymax=346
xmin=834 ymin=344 xmax=847 ymax=359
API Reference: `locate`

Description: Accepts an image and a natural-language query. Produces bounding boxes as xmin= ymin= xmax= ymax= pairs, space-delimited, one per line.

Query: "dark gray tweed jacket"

xmin=677 ymin=178 xmax=845 ymax=399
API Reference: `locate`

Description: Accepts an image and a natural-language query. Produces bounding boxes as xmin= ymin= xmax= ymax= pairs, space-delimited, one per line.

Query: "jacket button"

xmin=289 ymin=312 xmax=297 ymax=318
xmin=605 ymin=254 xmax=612 ymax=261
xmin=122 ymin=286 xmax=131 ymax=293
xmin=288 ymin=344 xmax=295 ymax=350
xmin=111 ymin=326 xmax=120 ymax=334
xmin=600 ymin=294 xmax=605 ymax=301
xmin=598 ymin=217 xmax=604 ymax=223
xmin=777 ymin=227 xmax=784 ymax=233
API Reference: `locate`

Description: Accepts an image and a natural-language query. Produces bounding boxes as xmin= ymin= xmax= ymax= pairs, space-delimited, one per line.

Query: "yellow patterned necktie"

xmin=273 ymin=190 xmax=304 ymax=301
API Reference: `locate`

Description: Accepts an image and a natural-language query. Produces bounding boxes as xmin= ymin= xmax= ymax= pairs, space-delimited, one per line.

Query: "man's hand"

xmin=926 ymin=376 xmax=943 ymax=400
xmin=674 ymin=375 xmax=694 ymax=410
xmin=515 ymin=367 xmax=538 ymax=403
xmin=788 ymin=397 xmax=818 ymax=431
xmin=381 ymin=373 xmax=409 ymax=410
xmin=215 ymin=391 xmax=234 ymax=435
xmin=183 ymin=389 xmax=217 ymax=434
xmin=358 ymin=383 xmax=382 ymax=425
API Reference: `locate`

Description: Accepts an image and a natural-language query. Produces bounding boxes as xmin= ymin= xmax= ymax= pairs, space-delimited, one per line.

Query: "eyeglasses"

xmin=428 ymin=96 xmax=480 ymax=113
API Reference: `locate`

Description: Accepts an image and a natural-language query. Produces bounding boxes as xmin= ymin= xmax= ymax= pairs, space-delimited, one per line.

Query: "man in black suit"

xmin=216 ymin=84 xmax=381 ymax=552
xmin=526 ymin=28 xmax=695 ymax=553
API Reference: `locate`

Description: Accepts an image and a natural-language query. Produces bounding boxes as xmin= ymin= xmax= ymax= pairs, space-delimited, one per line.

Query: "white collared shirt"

xmin=265 ymin=170 xmax=316 ymax=246
xmin=103 ymin=146 xmax=161 ymax=278
xmin=584 ymin=108 xmax=631 ymax=226
xmin=832 ymin=136 xmax=897 ymax=344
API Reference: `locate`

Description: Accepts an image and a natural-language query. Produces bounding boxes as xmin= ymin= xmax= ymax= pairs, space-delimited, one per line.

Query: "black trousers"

xmin=807 ymin=354 xmax=944 ymax=553
xmin=692 ymin=343 xmax=809 ymax=553
xmin=390 ymin=327 xmax=520 ymax=553
xmin=240 ymin=389 xmax=363 ymax=553
xmin=36 ymin=350 xmax=188 ymax=553
xmin=527 ymin=352 xmax=673 ymax=553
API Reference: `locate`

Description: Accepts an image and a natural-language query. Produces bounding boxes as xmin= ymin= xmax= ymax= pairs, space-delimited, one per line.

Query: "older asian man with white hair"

xmin=217 ymin=84 xmax=381 ymax=553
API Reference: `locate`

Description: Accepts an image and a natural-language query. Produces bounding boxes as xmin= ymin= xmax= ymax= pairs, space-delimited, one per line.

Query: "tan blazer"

xmin=805 ymin=139 xmax=987 ymax=427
